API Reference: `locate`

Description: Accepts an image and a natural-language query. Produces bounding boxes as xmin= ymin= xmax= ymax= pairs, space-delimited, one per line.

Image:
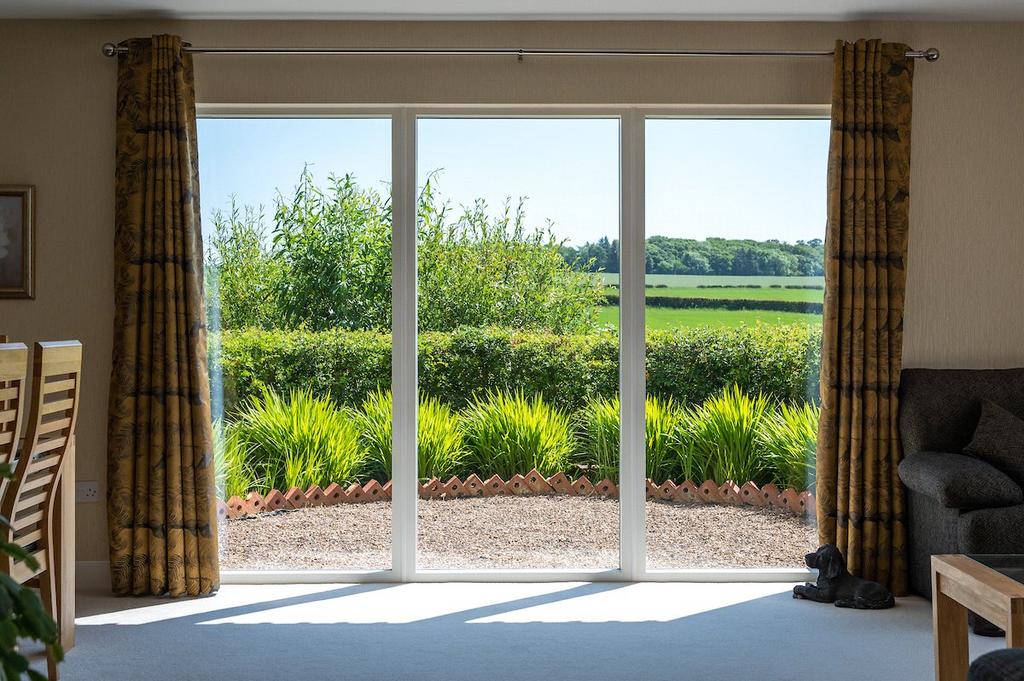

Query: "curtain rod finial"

xmin=924 ymin=47 xmax=940 ymax=62
xmin=102 ymin=42 xmax=119 ymax=57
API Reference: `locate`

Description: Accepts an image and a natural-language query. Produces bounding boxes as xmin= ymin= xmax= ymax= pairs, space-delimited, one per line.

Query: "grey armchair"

xmin=898 ymin=368 xmax=1024 ymax=597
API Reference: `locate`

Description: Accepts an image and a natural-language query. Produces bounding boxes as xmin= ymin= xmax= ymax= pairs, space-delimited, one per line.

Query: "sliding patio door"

xmin=413 ymin=117 xmax=622 ymax=571
xmin=200 ymin=107 xmax=830 ymax=581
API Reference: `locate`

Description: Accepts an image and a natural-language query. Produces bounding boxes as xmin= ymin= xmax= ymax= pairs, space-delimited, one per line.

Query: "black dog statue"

xmin=793 ymin=544 xmax=895 ymax=609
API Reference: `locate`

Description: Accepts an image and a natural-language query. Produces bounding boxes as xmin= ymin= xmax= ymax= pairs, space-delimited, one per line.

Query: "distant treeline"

xmin=562 ymin=236 xmax=825 ymax=277
xmin=603 ymin=294 xmax=824 ymax=315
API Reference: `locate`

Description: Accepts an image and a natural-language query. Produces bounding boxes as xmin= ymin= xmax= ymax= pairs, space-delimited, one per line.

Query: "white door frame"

xmin=199 ymin=103 xmax=829 ymax=585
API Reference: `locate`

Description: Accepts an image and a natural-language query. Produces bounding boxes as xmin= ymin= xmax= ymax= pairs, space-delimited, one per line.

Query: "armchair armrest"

xmin=898 ymin=451 xmax=1023 ymax=510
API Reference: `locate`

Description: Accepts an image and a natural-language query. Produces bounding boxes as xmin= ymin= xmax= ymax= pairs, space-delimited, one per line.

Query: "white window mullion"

xmin=619 ymin=109 xmax=646 ymax=581
xmin=391 ymin=109 xmax=418 ymax=581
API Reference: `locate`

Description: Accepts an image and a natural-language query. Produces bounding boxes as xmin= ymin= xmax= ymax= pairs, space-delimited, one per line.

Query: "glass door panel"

xmin=642 ymin=118 xmax=827 ymax=570
xmin=414 ymin=117 xmax=620 ymax=570
xmin=199 ymin=117 xmax=393 ymax=571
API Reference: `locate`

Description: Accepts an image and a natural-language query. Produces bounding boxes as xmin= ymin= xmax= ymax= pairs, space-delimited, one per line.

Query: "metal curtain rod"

xmin=101 ymin=43 xmax=941 ymax=61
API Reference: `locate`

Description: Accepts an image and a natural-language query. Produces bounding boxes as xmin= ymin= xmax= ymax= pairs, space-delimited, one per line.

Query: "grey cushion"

xmin=898 ymin=451 xmax=1024 ymax=510
xmin=965 ymin=399 xmax=1024 ymax=487
xmin=900 ymin=368 xmax=1024 ymax=456
xmin=960 ymin=504 xmax=1024 ymax=553
xmin=970 ymin=649 xmax=1024 ymax=681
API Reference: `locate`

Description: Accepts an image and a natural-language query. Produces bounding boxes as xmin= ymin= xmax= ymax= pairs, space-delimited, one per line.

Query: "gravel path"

xmin=221 ymin=496 xmax=816 ymax=571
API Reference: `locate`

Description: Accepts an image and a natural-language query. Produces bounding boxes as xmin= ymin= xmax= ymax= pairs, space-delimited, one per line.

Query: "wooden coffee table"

xmin=932 ymin=554 xmax=1024 ymax=681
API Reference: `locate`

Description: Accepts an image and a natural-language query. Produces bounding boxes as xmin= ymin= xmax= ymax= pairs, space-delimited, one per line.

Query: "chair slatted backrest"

xmin=0 ymin=341 xmax=82 ymax=584
xmin=0 ymin=342 xmax=29 ymax=503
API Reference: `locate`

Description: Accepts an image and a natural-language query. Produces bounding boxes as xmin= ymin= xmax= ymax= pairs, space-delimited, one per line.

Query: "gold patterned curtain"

xmin=816 ymin=39 xmax=914 ymax=595
xmin=108 ymin=35 xmax=219 ymax=596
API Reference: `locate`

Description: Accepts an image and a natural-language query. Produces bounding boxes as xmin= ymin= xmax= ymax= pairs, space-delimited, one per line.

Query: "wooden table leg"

xmin=933 ymin=573 xmax=969 ymax=681
xmin=1008 ymin=609 xmax=1024 ymax=649
xmin=54 ymin=437 xmax=75 ymax=652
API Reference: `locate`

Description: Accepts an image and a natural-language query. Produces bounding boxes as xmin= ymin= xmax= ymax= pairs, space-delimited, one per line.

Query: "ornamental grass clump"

xmin=686 ymin=385 xmax=773 ymax=485
xmin=461 ymin=390 xmax=574 ymax=479
xmin=758 ymin=401 xmax=819 ymax=490
xmin=356 ymin=389 xmax=467 ymax=482
xmin=577 ymin=395 xmax=620 ymax=483
xmin=214 ymin=419 xmax=262 ymax=499
xmin=230 ymin=387 xmax=365 ymax=492
xmin=577 ymin=395 xmax=685 ymax=483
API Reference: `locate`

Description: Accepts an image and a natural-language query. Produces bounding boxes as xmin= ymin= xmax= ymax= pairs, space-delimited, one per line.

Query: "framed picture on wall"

xmin=0 ymin=185 xmax=34 ymax=299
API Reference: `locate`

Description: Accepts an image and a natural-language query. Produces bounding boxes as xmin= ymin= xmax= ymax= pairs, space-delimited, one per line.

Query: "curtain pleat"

xmin=817 ymin=39 xmax=914 ymax=594
xmin=108 ymin=35 xmax=219 ymax=597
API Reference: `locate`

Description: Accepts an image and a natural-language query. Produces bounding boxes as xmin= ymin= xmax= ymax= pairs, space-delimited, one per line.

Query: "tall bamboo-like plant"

xmin=272 ymin=168 xmax=393 ymax=332
xmin=417 ymin=175 xmax=604 ymax=334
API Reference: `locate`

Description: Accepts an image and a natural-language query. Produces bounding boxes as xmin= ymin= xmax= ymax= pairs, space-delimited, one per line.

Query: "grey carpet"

xmin=49 ymin=582 xmax=1004 ymax=680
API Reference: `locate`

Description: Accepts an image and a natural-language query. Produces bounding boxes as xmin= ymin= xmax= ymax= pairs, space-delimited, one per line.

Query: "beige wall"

xmin=0 ymin=19 xmax=1021 ymax=566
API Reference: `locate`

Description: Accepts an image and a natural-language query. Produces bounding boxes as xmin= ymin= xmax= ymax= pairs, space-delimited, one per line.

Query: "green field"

xmin=597 ymin=305 xmax=823 ymax=329
xmin=595 ymin=274 xmax=824 ymax=329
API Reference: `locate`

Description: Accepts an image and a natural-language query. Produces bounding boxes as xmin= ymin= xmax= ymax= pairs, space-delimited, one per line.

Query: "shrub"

xmin=228 ymin=387 xmax=365 ymax=492
xmin=646 ymin=325 xmax=820 ymax=407
xmin=356 ymin=390 xmax=467 ymax=482
xmin=461 ymin=390 xmax=574 ymax=478
xmin=216 ymin=328 xmax=392 ymax=412
xmin=685 ymin=385 xmax=773 ymax=485
xmin=216 ymin=324 xmax=820 ymax=416
xmin=577 ymin=395 xmax=685 ymax=484
xmin=759 ymin=402 xmax=819 ymax=490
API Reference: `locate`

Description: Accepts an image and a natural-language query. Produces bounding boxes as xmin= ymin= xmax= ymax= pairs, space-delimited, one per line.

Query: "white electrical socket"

xmin=76 ymin=481 xmax=100 ymax=503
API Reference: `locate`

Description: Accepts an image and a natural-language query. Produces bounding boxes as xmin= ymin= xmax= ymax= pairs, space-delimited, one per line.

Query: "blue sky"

xmin=197 ymin=117 xmax=829 ymax=246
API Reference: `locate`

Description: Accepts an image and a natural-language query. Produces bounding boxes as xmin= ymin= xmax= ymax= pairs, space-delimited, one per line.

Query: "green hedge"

xmin=212 ymin=324 xmax=822 ymax=416
xmin=604 ymin=294 xmax=824 ymax=315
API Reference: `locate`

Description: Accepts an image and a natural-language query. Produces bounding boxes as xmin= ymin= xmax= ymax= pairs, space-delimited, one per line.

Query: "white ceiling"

xmin=2 ymin=0 xmax=1023 ymax=20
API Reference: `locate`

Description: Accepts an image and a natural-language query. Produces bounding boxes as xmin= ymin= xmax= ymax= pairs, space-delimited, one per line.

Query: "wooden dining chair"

xmin=0 ymin=341 xmax=29 ymax=502
xmin=0 ymin=341 xmax=82 ymax=681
